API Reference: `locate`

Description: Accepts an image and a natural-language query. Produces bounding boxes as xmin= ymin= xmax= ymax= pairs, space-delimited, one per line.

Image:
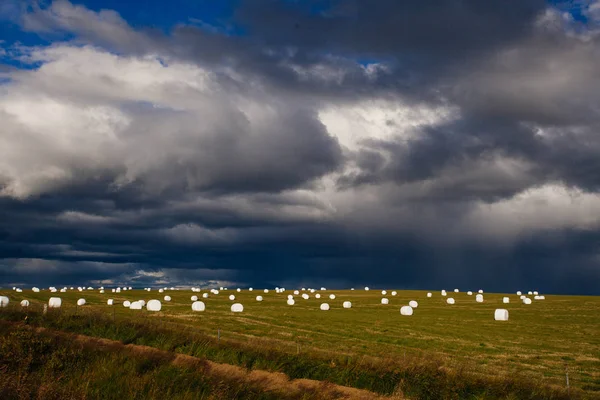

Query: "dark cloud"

xmin=1 ymin=1 xmax=600 ymax=294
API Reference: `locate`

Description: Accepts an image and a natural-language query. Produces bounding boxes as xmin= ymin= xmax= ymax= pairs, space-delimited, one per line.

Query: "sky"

xmin=1 ymin=1 xmax=600 ymax=294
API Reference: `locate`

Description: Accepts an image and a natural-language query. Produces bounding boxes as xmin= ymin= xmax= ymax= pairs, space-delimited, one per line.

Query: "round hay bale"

xmin=129 ymin=301 xmax=143 ymax=310
xmin=520 ymin=295 xmax=526 ymax=300
xmin=231 ymin=303 xmax=244 ymax=312
xmin=315 ymin=294 xmax=321 ymax=299
xmin=409 ymin=300 xmax=418 ymax=308
xmin=107 ymin=299 xmax=114 ymax=305
xmin=264 ymin=289 xmax=269 ymax=293
xmin=329 ymin=294 xmax=336 ymax=300
xmin=147 ymin=300 xmax=162 ymax=311
xmin=49 ymin=297 xmax=62 ymax=308
xmin=77 ymin=298 xmax=86 ymax=306
xmin=191 ymin=295 xmax=198 ymax=301
xmin=287 ymin=294 xmax=294 ymax=300
xmin=364 ymin=287 xmax=369 ymax=291
xmin=503 ymin=297 xmax=510 ymax=304
xmin=256 ymin=295 xmax=263 ymax=301
xmin=528 ymin=291 xmax=533 ymax=295
xmin=381 ymin=298 xmax=389 ymax=305
xmin=392 ymin=291 xmax=397 ymax=296
xmin=202 ymin=293 xmax=209 ymax=298
xmin=294 ymin=290 xmax=300 ymax=295
xmin=533 ymin=291 xmax=539 ymax=295
xmin=123 ymin=300 xmax=131 ymax=307
xmin=229 ymin=295 xmax=235 ymax=301
xmin=475 ymin=294 xmax=484 ymax=303
xmin=320 ymin=303 xmax=330 ymax=311
xmin=426 ymin=292 xmax=432 ymax=298
xmin=158 ymin=289 xmax=164 ymax=293
xmin=249 ymin=288 xmax=253 ymax=291
xmin=163 ymin=296 xmax=171 ymax=302
xmin=454 ymin=289 xmax=459 ymax=293
xmin=523 ymin=298 xmax=532 ymax=305
xmin=467 ymin=291 xmax=473 ymax=295
xmin=441 ymin=290 xmax=447 ymax=296
xmin=191 ymin=301 xmax=206 ymax=311
xmin=32 ymin=287 xmax=40 ymax=293
xmin=400 ymin=306 xmax=413 ymax=316
xmin=494 ymin=309 xmax=509 ymax=321
xmin=0 ymin=296 xmax=9 ymax=307
xmin=302 ymin=293 xmax=309 ymax=300
xmin=516 ymin=291 xmax=522 ymax=295
xmin=343 ymin=301 xmax=352 ymax=309
xmin=237 ymin=288 xmax=241 ymax=292
xmin=446 ymin=298 xmax=455 ymax=305
xmin=20 ymin=300 xmax=30 ymax=307
xmin=381 ymin=290 xmax=387 ymax=295
xmin=287 ymin=298 xmax=295 ymax=306
xmin=478 ymin=290 xmax=484 ymax=294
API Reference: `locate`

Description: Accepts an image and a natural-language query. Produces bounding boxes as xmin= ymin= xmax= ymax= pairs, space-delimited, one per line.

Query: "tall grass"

xmin=0 ymin=307 xmax=580 ymax=400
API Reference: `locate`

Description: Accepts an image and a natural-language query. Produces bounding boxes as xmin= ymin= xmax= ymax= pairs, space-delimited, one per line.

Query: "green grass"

xmin=1 ymin=288 xmax=598 ymax=399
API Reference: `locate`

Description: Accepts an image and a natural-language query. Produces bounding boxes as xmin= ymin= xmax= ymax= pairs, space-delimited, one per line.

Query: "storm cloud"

xmin=1 ymin=0 xmax=600 ymax=294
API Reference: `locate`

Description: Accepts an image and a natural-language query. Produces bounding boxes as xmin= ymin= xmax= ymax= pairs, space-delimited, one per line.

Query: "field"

xmin=1 ymin=288 xmax=599 ymax=399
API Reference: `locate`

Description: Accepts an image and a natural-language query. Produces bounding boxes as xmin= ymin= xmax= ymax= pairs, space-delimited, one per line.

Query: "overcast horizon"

xmin=1 ymin=1 xmax=600 ymax=294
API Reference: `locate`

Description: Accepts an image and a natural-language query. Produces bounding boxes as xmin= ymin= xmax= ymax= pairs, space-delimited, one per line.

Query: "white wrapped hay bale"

xmin=191 ymin=301 xmax=206 ymax=311
xmin=520 ymin=295 xmax=526 ymax=300
xmin=503 ymin=297 xmax=510 ymax=304
xmin=237 ymin=288 xmax=241 ymax=292
xmin=32 ymin=287 xmax=40 ymax=293
xmin=229 ymin=295 xmax=236 ymax=301
xmin=302 ymin=293 xmax=309 ymax=300
xmin=533 ymin=291 xmax=539 ymax=295
xmin=99 ymin=290 xmax=104 ymax=294
xmin=159 ymin=289 xmax=164 ymax=293
xmin=147 ymin=300 xmax=162 ymax=311
xmin=409 ymin=300 xmax=418 ymax=308
xmin=441 ymin=290 xmax=447 ymax=296
xmin=400 ymin=306 xmax=413 ymax=316
xmin=107 ymin=299 xmax=114 ymax=305
xmin=294 ymin=290 xmax=300 ymax=295
xmin=139 ymin=300 xmax=146 ymax=307
xmin=129 ymin=301 xmax=143 ymax=310
xmin=528 ymin=291 xmax=533 ymax=295
xmin=364 ymin=287 xmax=369 ymax=291
xmin=523 ymin=298 xmax=532 ymax=305
xmin=256 ymin=295 xmax=263 ymax=301
xmin=320 ymin=303 xmax=330 ymax=311
xmin=454 ymin=289 xmax=459 ymax=293
xmin=478 ymin=290 xmax=484 ymax=294
xmin=0 ymin=296 xmax=9 ymax=307
xmin=494 ymin=309 xmax=509 ymax=321
xmin=163 ymin=296 xmax=171 ymax=302
xmin=538 ymin=295 xmax=545 ymax=300
xmin=77 ymin=298 xmax=86 ymax=306
xmin=49 ymin=297 xmax=62 ymax=308
xmin=231 ymin=303 xmax=244 ymax=312
xmin=391 ymin=291 xmax=397 ymax=296
xmin=329 ymin=294 xmax=336 ymax=300
xmin=315 ymin=294 xmax=321 ymax=299
xmin=381 ymin=298 xmax=389 ymax=305
xmin=287 ymin=298 xmax=295 ymax=306
xmin=476 ymin=294 xmax=484 ymax=303
xmin=467 ymin=291 xmax=473 ymax=295
xmin=264 ymin=289 xmax=269 ymax=293
xmin=287 ymin=294 xmax=294 ymax=300
xmin=123 ymin=301 xmax=131 ymax=308
xmin=191 ymin=296 xmax=198 ymax=301
xmin=446 ymin=298 xmax=455 ymax=305
xmin=534 ymin=295 xmax=542 ymax=300
xmin=20 ymin=300 xmax=30 ymax=307
xmin=343 ymin=301 xmax=352 ymax=309
xmin=516 ymin=291 xmax=522 ymax=295
xmin=202 ymin=293 xmax=209 ymax=298
xmin=381 ymin=290 xmax=387 ymax=295
xmin=426 ymin=292 xmax=432 ymax=298
xmin=249 ymin=288 xmax=253 ymax=291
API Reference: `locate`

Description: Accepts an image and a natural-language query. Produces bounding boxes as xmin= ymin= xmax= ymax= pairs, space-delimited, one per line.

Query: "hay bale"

xmin=478 ymin=290 xmax=484 ymax=294
xmin=191 ymin=295 xmax=198 ymax=301
xmin=302 ymin=293 xmax=309 ymax=299
xmin=409 ymin=300 xmax=418 ymax=308
xmin=147 ymin=300 xmax=161 ymax=311
xmin=329 ymin=294 xmax=336 ymax=300
xmin=294 ymin=290 xmax=300 ymax=295
xmin=123 ymin=300 xmax=131 ymax=308
xmin=20 ymin=300 xmax=30 ymax=307
xmin=519 ymin=295 xmax=526 ymax=300
xmin=400 ymin=306 xmax=413 ymax=316
xmin=381 ymin=298 xmax=389 ymax=305
xmin=191 ymin=301 xmax=206 ymax=311
xmin=364 ymin=287 xmax=369 ymax=291
xmin=516 ymin=291 xmax=522 ymax=295
xmin=381 ymin=290 xmax=387 ymax=295
xmin=426 ymin=292 xmax=432 ymax=298
xmin=49 ymin=297 xmax=62 ymax=308
xmin=503 ymin=297 xmax=510 ymax=304
xmin=287 ymin=298 xmax=295 ymax=306
xmin=159 ymin=289 xmax=164 ymax=293
xmin=249 ymin=288 xmax=253 ymax=291
xmin=476 ymin=294 xmax=484 ymax=303
xmin=264 ymin=289 xmax=269 ymax=293
xmin=467 ymin=291 xmax=473 ymax=295
xmin=77 ymin=298 xmax=86 ymax=306
xmin=237 ymin=288 xmax=241 ymax=292
xmin=163 ymin=296 xmax=171 ymax=302
xmin=315 ymin=294 xmax=321 ymax=299
xmin=202 ymin=293 xmax=209 ymax=298
xmin=454 ymin=289 xmax=459 ymax=293
xmin=528 ymin=291 xmax=533 ymax=295
xmin=392 ymin=291 xmax=397 ymax=296
xmin=129 ymin=301 xmax=143 ymax=310
xmin=343 ymin=301 xmax=352 ymax=309
xmin=494 ymin=309 xmax=509 ymax=321
xmin=0 ymin=296 xmax=9 ymax=307
xmin=446 ymin=298 xmax=455 ymax=305
xmin=256 ymin=295 xmax=263 ymax=301
xmin=523 ymin=298 xmax=532 ymax=305
xmin=441 ymin=290 xmax=447 ymax=296
xmin=229 ymin=295 xmax=236 ymax=301
xmin=231 ymin=303 xmax=244 ymax=312
xmin=32 ymin=287 xmax=40 ymax=292
xmin=107 ymin=299 xmax=114 ymax=305
xmin=320 ymin=303 xmax=330 ymax=311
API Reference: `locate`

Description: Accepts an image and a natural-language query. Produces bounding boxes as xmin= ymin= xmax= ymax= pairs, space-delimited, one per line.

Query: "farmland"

xmin=1 ymin=288 xmax=599 ymax=399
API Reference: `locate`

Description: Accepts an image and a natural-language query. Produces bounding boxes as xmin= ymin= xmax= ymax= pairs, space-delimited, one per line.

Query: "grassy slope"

xmin=0 ymin=288 xmax=598 ymax=398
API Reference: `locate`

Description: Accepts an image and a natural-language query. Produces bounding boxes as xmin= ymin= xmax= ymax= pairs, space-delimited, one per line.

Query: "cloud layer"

xmin=1 ymin=0 xmax=600 ymax=293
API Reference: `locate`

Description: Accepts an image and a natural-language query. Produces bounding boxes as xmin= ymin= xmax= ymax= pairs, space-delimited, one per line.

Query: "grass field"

xmin=1 ymin=288 xmax=599 ymax=399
